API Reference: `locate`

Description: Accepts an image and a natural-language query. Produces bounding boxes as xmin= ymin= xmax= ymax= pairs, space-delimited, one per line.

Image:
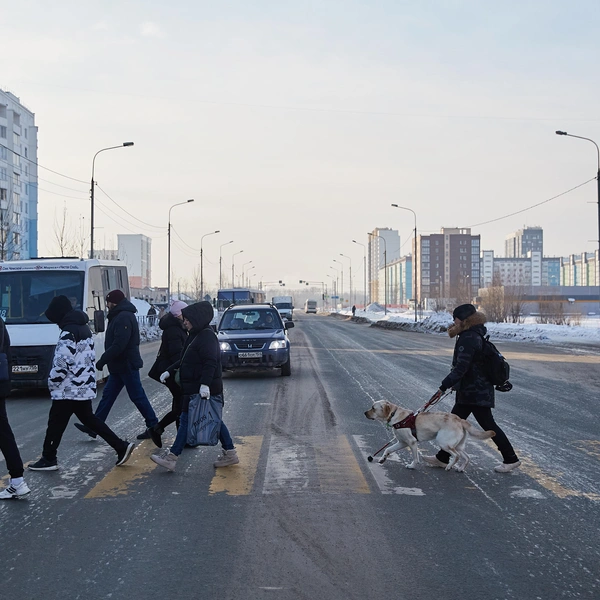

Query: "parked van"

xmin=304 ymin=299 xmax=317 ymax=314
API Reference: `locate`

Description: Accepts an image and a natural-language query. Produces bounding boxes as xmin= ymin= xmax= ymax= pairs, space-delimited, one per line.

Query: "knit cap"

xmin=106 ymin=289 xmax=126 ymax=304
xmin=169 ymin=300 xmax=188 ymax=317
xmin=452 ymin=303 xmax=477 ymax=321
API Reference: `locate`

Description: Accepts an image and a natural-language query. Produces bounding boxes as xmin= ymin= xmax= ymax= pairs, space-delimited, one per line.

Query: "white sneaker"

xmin=214 ymin=449 xmax=239 ymax=468
xmin=494 ymin=460 xmax=521 ymax=473
xmin=0 ymin=481 xmax=31 ymax=499
xmin=151 ymin=449 xmax=178 ymax=471
xmin=421 ymin=455 xmax=448 ymax=468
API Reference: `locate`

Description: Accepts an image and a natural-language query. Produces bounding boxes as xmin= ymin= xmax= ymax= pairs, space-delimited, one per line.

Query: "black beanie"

xmin=452 ymin=303 xmax=477 ymax=321
xmin=106 ymin=289 xmax=126 ymax=304
xmin=45 ymin=295 xmax=73 ymax=324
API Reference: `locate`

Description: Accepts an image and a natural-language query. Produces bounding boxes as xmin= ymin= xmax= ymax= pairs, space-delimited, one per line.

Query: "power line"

xmin=95 ymin=184 xmax=165 ymax=231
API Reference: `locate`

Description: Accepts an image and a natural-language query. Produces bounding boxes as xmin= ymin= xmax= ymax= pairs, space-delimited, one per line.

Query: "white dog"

xmin=364 ymin=400 xmax=495 ymax=471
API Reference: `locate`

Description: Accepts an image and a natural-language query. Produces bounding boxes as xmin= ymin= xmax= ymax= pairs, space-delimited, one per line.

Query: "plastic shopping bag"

xmin=187 ymin=393 xmax=223 ymax=447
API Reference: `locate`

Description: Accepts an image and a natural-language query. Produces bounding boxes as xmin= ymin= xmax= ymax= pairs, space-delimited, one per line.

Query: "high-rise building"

xmin=118 ymin=234 xmax=152 ymax=288
xmin=505 ymin=226 xmax=543 ymax=258
xmin=481 ymin=250 xmax=561 ymax=288
xmin=0 ymin=89 xmax=38 ymax=260
xmin=368 ymin=227 xmax=400 ymax=304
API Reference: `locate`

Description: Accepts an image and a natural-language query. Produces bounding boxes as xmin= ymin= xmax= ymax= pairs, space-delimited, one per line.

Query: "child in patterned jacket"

xmin=28 ymin=296 xmax=135 ymax=471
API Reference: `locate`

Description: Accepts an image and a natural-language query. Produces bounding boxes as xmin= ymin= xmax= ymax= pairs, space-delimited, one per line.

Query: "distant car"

xmin=217 ymin=304 xmax=294 ymax=376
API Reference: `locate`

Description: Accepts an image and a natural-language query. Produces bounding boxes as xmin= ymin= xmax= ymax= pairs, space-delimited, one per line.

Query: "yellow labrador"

xmin=364 ymin=400 xmax=495 ymax=471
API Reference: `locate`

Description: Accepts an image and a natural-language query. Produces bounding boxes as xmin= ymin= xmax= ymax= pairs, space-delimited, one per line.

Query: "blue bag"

xmin=187 ymin=393 xmax=223 ymax=447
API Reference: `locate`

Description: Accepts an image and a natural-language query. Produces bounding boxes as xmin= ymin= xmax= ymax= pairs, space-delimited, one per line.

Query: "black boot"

xmin=149 ymin=424 xmax=164 ymax=448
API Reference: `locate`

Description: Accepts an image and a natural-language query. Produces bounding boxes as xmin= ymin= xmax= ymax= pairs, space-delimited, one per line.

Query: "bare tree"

xmin=480 ymin=272 xmax=508 ymax=323
xmin=189 ymin=266 xmax=202 ymax=301
xmin=505 ymin=284 xmax=527 ymax=324
xmin=537 ymin=301 xmax=567 ymax=325
xmin=53 ymin=204 xmax=78 ymax=257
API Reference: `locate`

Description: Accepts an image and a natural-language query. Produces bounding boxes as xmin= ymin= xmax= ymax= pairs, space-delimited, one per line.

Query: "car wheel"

xmin=281 ymin=356 xmax=291 ymax=376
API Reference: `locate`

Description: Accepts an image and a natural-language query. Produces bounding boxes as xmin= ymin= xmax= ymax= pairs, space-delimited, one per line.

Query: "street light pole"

xmin=329 ymin=266 xmax=339 ymax=308
xmin=352 ymin=239 xmax=367 ymax=309
xmin=167 ymin=199 xmax=194 ymax=304
xmin=241 ymin=261 xmax=253 ymax=287
xmin=200 ymin=230 xmax=220 ymax=300
xmin=245 ymin=265 xmax=256 ymax=287
xmin=90 ymin=142 xmax=134 ymax=259
xmin=232 ymin=250 xmax=244 ymax=288
xmin=556 ymin=131 xmax=600 ymax=313
xmin=333 ymin=258 xmax=344 ymax=305
xmin=391 ymin=204 xmax=418 ymax=322
xmin=368 ymin=232 xmax=387 ymax=314
xmin=219 ymin=240 xmax=234 ymax=289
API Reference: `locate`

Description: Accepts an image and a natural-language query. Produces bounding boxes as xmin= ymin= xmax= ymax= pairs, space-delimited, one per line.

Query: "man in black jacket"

xmin=422 ymin=303 xmax=520 ymax=473
xmin=74 ymin=289 xmax=159 ymax=441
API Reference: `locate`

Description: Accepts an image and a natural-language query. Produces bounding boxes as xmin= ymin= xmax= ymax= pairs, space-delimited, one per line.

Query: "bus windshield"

xmin=0 ymin=271 xmax=85 ymax=324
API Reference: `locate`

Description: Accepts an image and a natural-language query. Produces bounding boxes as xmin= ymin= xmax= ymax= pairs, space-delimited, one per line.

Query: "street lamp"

xmin=200 ymin=230 xmax=220 ymax=300
xmin=368 ymin=232 xmax=387 ymax=314
xmin=326 ymin=274 xmax=336 ymax=305
xmin=340 ymin=253 xmax=352 ymax=306
xmin=90 ymin=142 xmax=134 ymax=259
xmin=333 ymin=258 xmax=344 ymax=305
xmin=391 ymin=204 xmax=418 ymax=322
xmin=232 ymin=250 xmax=244 ymax=288
xmin=556 ymin=130 xmax=600 ymax=313
xmin=329 ymin=265 xmax=339 ymax=308
xmin=241 ymin=260 xmax=253 ymax=287
xmin=245 ymin=265 xmax=256 ymax=287
xmin=352 ymin=239 xmax=367 ymax=309
xmin=168 ymin=199 xmax=194 ymax=304
xmin=219 ymin=240 xmax=234 ymax=289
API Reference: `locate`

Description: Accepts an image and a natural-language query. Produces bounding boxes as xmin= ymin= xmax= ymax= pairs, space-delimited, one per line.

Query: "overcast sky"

xmin=2 ymin=0 xmax=600 ymax=290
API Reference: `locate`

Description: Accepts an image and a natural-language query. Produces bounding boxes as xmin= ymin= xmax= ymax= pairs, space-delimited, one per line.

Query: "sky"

xmin=2 ymin=0 xmax=600 ymax=291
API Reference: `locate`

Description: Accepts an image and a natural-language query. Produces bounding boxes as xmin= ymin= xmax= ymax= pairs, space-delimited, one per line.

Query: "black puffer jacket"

xmin=167 ymin=302 xmax=222 ymax=397
xmin=97 ymin=299 xmax=143 ymax=373
xmin=440 ymin=311 xmax=495 ymax=408
xmin=152 ymin=312 xmax=188 ymax=374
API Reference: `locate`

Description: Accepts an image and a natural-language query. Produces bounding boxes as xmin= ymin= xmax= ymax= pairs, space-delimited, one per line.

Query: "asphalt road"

xmin=1 ymin=313 xmax=599 ymax=600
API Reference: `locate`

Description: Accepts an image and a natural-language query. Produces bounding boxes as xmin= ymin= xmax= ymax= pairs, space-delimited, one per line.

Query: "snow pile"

xmin=130 ymin=297 xmax=161 ymax=341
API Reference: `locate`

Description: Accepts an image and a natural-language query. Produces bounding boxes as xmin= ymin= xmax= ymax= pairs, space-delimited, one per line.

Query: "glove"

xmin=96 ymin=361 xmax=104 ymax=371
xmin=159 ymin=371 xmax=170 ymax=383
xmin=199 ymin=384 xmax=210 ymax=399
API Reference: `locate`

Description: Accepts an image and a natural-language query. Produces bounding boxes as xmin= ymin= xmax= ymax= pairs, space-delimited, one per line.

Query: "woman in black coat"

xmin=0 ymin=319 xmax=31 ymax=499
xmin=139 ymin=304 xmax=188 ymax=443
xmin=150 ymin=301 xmax=238 ymax=472
xmin=423 ymin=304 xmax=521 ymax=473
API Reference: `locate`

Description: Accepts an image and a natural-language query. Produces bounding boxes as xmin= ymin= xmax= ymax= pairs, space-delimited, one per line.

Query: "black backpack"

xmin=477 ymin=333 xmax=512 ymax=392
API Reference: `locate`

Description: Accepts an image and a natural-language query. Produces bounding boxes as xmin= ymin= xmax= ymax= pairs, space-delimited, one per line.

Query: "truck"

xmin=272 ymin=296 xmax=294 ymax=321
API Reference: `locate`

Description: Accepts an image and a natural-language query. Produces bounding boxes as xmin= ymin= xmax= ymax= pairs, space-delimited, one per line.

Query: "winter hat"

xmin=45 ymin=295 xmax=73 ymax=324
xmin=106 ymin=289 xmax=126 ymax=304
xmin=452 ymin=303 xmax=477 ymax=321
xmin=169 ymin=300 xmax=188 ymax=317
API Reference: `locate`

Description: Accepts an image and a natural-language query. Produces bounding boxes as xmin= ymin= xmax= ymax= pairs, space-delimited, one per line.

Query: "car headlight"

xmin=269 ymin=340 xmax=287 ymax=350
xmin=220 ymin=342 xmax=231 ymax=351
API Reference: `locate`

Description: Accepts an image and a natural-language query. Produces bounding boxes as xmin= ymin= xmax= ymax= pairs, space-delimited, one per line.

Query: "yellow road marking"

xmin=208 ymin=436 xmax=262 ymax=496
xmin=85 ymin=441 xmax=157 ymax=498
xmin=315 ymin=435 xmax=370 ymax=494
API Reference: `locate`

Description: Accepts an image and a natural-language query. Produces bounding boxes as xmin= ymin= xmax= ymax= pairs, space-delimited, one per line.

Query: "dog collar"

xmin=386 ymin=409 xmax=397 ymax=426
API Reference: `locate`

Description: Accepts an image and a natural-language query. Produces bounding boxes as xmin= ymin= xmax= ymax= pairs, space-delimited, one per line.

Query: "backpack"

xmin=477 ymin=333 xmax=512 ymax=391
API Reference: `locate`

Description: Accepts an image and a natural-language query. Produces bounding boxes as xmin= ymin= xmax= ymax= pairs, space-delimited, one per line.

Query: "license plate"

xmin=12 ymin=365 xmax=39 ymax=373
xmin=238 ymin=351 xmax=262 ymax=359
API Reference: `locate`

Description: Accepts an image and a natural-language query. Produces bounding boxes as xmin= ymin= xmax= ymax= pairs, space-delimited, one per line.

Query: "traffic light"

xmin=299 ymin=280 xmax=303 ymax=283
xmin=322 ymin=293 xmax=325 ymax=300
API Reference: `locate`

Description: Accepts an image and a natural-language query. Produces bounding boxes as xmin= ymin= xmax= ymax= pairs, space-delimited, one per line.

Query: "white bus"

xmin=0 ymin=258 xmax=130 ymax=388
xmin=304 ymin=299 xmax=318 ymax=314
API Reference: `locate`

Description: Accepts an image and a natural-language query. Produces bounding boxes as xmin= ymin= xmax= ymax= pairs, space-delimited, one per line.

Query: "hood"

xmin=181 ymin=301 xmax=215 ymax=331
xmin=448 ymin=311 xmax=487 ymax=338
xmin=60 ymin=309 xmax=90 ymax=329
xmin=45 ymin=295 xmax=73 ymax=324
xmin=108 ymin=298 xmax=138 ymax=317
xmin=159 ymin=311 xmax=183 ymax=331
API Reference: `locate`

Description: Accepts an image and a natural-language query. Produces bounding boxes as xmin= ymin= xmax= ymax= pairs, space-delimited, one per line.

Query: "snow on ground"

xmin=130 ymin=297 xmax=161 ymax=341
xmin=336 ymin=307 xmax=600 ymax=347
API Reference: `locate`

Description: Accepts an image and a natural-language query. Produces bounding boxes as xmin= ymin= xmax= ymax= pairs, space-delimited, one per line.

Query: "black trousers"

xmin=0 ymin=397 xmax=24 ymax=478
xmin=436 ymin=403 xmax=519 ymax=464
xmin=43 ymin=400 xmax=127 ymax=461
xmin=156 ymin=378 xmax=183 ymax=431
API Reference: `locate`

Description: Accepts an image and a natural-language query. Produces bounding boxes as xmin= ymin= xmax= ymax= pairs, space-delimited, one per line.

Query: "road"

xmin=1 ymin=312 xmax=599 ymax=600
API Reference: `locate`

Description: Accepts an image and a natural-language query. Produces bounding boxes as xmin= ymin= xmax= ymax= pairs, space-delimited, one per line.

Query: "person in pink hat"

xmin=140 ymin=301 xmax=188 ymax=445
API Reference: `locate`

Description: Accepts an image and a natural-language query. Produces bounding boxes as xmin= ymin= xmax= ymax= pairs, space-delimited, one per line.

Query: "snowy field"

xmin=337 ymin=306 xmax=600 ymax=348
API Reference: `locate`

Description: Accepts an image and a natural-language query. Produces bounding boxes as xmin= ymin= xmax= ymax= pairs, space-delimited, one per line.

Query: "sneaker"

xmin=74 ymin=422 xmax=97 ymax=439
xmin=214 ymin=449 xmax=239 ymax=468
xmin=136 ymin=429 xmax=151 ymax=440
xmin=116 ymin=442 xmax=135 ymax=466
xmin=151 ymin=449 xmax=177 ymax=471
xmin=421 ymin=455 xmax=449 ymax=468
xmin=494 ymin=460 xmax=521 ymax=473
xmin=0 ymin=481 xmax=31 ymax=499
xmin=29 ymin=457 xmax=58 ymax=471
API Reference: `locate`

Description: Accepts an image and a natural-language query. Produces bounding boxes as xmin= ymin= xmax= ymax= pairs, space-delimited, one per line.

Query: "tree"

xmin=505 ymin=284 xmax=527 ymax=324
xmin=480 ymin=272 xmax=508 ymax=323
xmin=52 ymin=204 xmax=78 ymax=257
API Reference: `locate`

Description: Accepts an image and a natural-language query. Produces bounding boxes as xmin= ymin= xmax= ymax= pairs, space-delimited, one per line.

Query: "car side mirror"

xmin=285 ymin=321 xmax=295 ymax=329
xmin=94 ymin=310 xmax=105 ymax=333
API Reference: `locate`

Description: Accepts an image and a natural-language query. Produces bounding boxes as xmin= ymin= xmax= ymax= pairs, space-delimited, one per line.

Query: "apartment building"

xmin=560 ymin=251 xmax=599 ymax=287
xmin=118 ymin=234 xmax=152 ymax=288
xmin=367 ymin=227 xmax=400 ymax=304
xmin=0 ymin=89 xmax=38 ymax=259
xmin=481 ymin=250 xmax=561 ymax=289
xmin=505 ymin=226 xmax=543 ymax=258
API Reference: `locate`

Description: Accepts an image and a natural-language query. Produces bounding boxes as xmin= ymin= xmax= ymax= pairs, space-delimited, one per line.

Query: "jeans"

xmin=436 ymin=404 xmax=519 ymax=464
xmin=0 ymin=397 xmax=24 ymax=478
xmin=43 ymin=400 xmax=128 ymax=460
xmin=95 ymin=369 xmax=158 ymax=428
xmin=170 ymin=393 xmax=233 ymax=456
